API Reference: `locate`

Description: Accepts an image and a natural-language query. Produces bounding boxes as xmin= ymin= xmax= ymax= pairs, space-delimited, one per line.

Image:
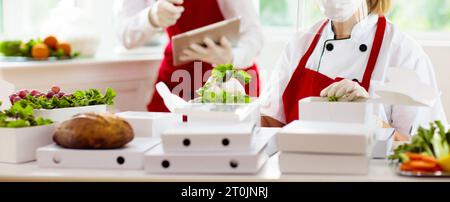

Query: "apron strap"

xmin=361 ymin=16 xmax=387 ymax=90
xmin=285 ymin=20 xmax=329 ymax=87
xmin=298 ymin=20 xmax=329 ymax=68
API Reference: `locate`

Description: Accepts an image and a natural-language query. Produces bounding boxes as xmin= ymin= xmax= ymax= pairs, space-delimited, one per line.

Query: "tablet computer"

xmin=172 ymin=17 xmax=241 ymax=66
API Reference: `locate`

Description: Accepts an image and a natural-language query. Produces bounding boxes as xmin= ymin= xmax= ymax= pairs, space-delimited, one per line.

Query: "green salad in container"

xmin=9 ymin=86 xmax=117 ymax=110
xmin=0 ymin=101 xmax=53 ymax=128
xmin=196 ymin=64 xmax=252 ymax=104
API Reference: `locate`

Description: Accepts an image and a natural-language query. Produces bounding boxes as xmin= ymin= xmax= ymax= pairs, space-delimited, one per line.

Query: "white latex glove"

xmin=179 ymin=37 xmax=234 ymax=66
xmin=320 ymin=79 xmax=370 ymax=101
xmin=149 ymin=0 xmax=184 ymax=28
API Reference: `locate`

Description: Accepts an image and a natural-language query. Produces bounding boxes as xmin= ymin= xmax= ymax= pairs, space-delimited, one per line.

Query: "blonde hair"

xmin=366 ymin=0 xmax=392 ymax=15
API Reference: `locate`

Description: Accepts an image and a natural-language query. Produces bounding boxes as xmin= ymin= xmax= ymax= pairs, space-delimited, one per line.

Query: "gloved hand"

xmin=149 ymin=0 xmax=184 ymax=28
xmin=179 ymin=37 xmax=234 ymax=66
xmin=320 ymin=79 xmax=369 ymax=101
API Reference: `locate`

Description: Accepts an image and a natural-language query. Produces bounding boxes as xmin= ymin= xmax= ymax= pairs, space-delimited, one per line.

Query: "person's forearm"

xmin=117 ymin=4 xmax=160 ymax=49
xmin=261 ymin=116 xmax=285 ymax=128
xmin=382 ymin=122 xmax=410 ymax=141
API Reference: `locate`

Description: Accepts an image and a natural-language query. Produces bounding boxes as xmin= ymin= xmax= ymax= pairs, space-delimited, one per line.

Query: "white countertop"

xmin=0 ymin=46 xmax=164 ymax=70
xmin=0 ymin=155 xmax=448 ymax=182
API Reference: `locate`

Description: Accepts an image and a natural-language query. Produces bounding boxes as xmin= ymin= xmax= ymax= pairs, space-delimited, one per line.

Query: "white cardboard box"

xmin=33 ymin=105 xmax=107 ymax=122
xmin=161 ymin=122 xmax=257 ymax=152
xmin=186 ymin=103 xmax=261 ymax=126
xmin=299 ymin=97 xmax=374 ymax=125
xmin=278 ymin=121 xmax=373 ymax=155
xmin=279 ymin=152 xmax=369 ymax=175
xmin=116 ymin=111 xmax=182 ymax=138
xmin=0 ymin=80 xmax=14 ymax=110
xmin=145 ymin=131 xmax=275 ymax=174
xmin=37 ymin=138 xmax=160 ymax=170
xmin=371 ymin=128 xmax=395 ymax=159
xmin=0 ymin=124 xmax=56 ymax=164
xmin=176 ymin=102 xmax=260 ymax=124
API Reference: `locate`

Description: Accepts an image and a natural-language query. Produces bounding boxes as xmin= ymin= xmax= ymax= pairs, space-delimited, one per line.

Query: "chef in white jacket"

xmin=115 ymin=0 xmax=263 ymax=112
xmin=260 ymin=0 xmax=448 ymax=140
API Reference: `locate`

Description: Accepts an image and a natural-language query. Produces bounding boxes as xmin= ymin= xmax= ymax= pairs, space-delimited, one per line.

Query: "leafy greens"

xmin=196 ymin=64 xmax=252 ymax=104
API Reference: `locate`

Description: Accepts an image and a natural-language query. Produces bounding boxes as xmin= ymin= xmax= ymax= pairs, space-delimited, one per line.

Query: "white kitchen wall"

xmin=424 ymin=43 xmax=450 ymax=121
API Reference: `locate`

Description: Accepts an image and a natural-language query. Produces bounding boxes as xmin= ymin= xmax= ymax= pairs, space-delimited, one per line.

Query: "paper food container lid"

xmin=155 ymin=81 xmax=258 ymax=121
xmin=0 ymin=80 xmax=14 ymax=110
xmin=370 ymin=68 xmax=440 ymax=107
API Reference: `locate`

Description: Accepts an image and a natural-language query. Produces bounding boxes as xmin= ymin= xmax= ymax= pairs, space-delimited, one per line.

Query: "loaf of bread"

xmin=53 ymin=113 xmax=134 ymax=149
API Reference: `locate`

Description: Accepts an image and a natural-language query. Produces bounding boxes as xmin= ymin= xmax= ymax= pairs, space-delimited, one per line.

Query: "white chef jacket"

xmin=114 ymin=0 xmax=263 ymax=68
xmin=260 ymin=14 xmax=448 ymax=135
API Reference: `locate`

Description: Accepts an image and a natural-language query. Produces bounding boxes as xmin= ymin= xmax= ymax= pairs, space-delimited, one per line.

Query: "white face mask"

xmin=318 ymin=0 xmax=364 ymax=22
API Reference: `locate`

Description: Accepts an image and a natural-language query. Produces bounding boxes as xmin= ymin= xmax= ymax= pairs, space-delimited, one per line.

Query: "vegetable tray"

xmin=394 ymin=163 xmax=450 ymax=177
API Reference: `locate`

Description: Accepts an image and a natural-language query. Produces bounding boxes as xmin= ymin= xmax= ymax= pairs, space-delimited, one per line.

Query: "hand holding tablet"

xmin=172 ymin=17 xmax=241 ymax=66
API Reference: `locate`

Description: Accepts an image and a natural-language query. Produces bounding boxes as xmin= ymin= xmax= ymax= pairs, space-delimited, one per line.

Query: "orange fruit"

xmin=31 ymin=43 xmax=50 ymax=59
xmin=57 ymin=42 xmax=72 ymax=56
xmin=43 ymin=35 xmax=59 ymax=50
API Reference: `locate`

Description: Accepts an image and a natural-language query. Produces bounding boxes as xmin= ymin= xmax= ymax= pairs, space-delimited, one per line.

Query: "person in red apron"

xmin=116 ymin=0 xmax=263 ymax=112
xmin=282 ymin=17 xmax=385 ymax=124
xmin=260 ymin=0 xmax=447 ymax=140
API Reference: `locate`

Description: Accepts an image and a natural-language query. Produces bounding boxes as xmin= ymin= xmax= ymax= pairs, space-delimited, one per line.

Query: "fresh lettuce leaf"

xmin=198 ymin=64 xmax=252 ymax=104
xmin=0 ymin=101 xmax=53 ymax=128
xmin=18 ymin=88 xmax=116 ymax=109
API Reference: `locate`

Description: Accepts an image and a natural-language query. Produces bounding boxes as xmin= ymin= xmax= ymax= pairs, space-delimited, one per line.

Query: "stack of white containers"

xmin=37 ymin=112 xmax=181 ymax=169
xmin=277 ymin=97 xmax=378 ymax=175
xmin=144 ymin=103 xmax=277 ymax=174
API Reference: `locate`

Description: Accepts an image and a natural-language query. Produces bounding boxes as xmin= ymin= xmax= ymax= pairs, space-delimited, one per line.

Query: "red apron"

xmin=147 ymin=0 xmax=260 ymax=112
xmin=282 ymin=16 xmax=387 ymax=124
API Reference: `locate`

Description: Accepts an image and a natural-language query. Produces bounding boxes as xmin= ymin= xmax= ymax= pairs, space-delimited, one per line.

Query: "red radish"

xmin=9 ymin=94 xmax=18 ymax=103
xmin=18 ymin=90 xmax=29 ymax=99
xmin=51 ymin=86 xmax=61 ymax=94
xmin=46 ymin=91 xmax=55 ymax=99
xmin=56 ymin=92 xmax=65 ymax=98
xmin=30 ymin=90 xmax=41 ymax=96
xmin=12 ymin=97 xmax=22 ymax=103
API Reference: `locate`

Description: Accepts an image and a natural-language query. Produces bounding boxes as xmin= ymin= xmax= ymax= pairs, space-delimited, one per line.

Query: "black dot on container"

xmin=53 ymin=156 xmax=61 ymax=164
xmin=183 ymin=138 xmax=191 ymax=147
xmin=116 ymin=156 xmax=125 ymax=165
xmin=162 ymin=160 xmax=170 ymax=169
xmin=230 ymin=160 xmax=239 ymax=169
xmin=222 ymin=138 xmax=230 ymax=146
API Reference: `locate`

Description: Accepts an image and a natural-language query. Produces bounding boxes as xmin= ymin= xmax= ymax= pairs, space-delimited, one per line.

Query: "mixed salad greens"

xmin=0 ymin=101 xmax=53 ymax=128
xmin=196 ymin=64 xmax=252 ymax=104
xmin=10 ymin=86 xmax=116 ymax=110
xmin=328 ymin=96 xmax=339 ymax=102
xmin=389 ymin=120 xmax=450 ymax=172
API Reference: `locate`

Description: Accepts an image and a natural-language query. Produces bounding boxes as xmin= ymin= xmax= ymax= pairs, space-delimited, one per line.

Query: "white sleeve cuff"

xmin=231 ymin=48 xmax=254 ymax=69
xmin=138 ymin=6 xmax=159 ymax=32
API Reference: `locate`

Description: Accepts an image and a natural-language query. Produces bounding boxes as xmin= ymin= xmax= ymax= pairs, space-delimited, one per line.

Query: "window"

xmin=0 ymin=0 xmax=3 ymax=34
xmin=258 ymin=0 xmax=450 ymax=40
xmin=0 ymin=0 xmax=118 ymax=52
xmin=259 ymin=0 xmax=298 ymax=27
xmin=1 ymin=0 xmax=61 ymax=39
xmin=389 ymin=0 xmax=450 ymax=32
